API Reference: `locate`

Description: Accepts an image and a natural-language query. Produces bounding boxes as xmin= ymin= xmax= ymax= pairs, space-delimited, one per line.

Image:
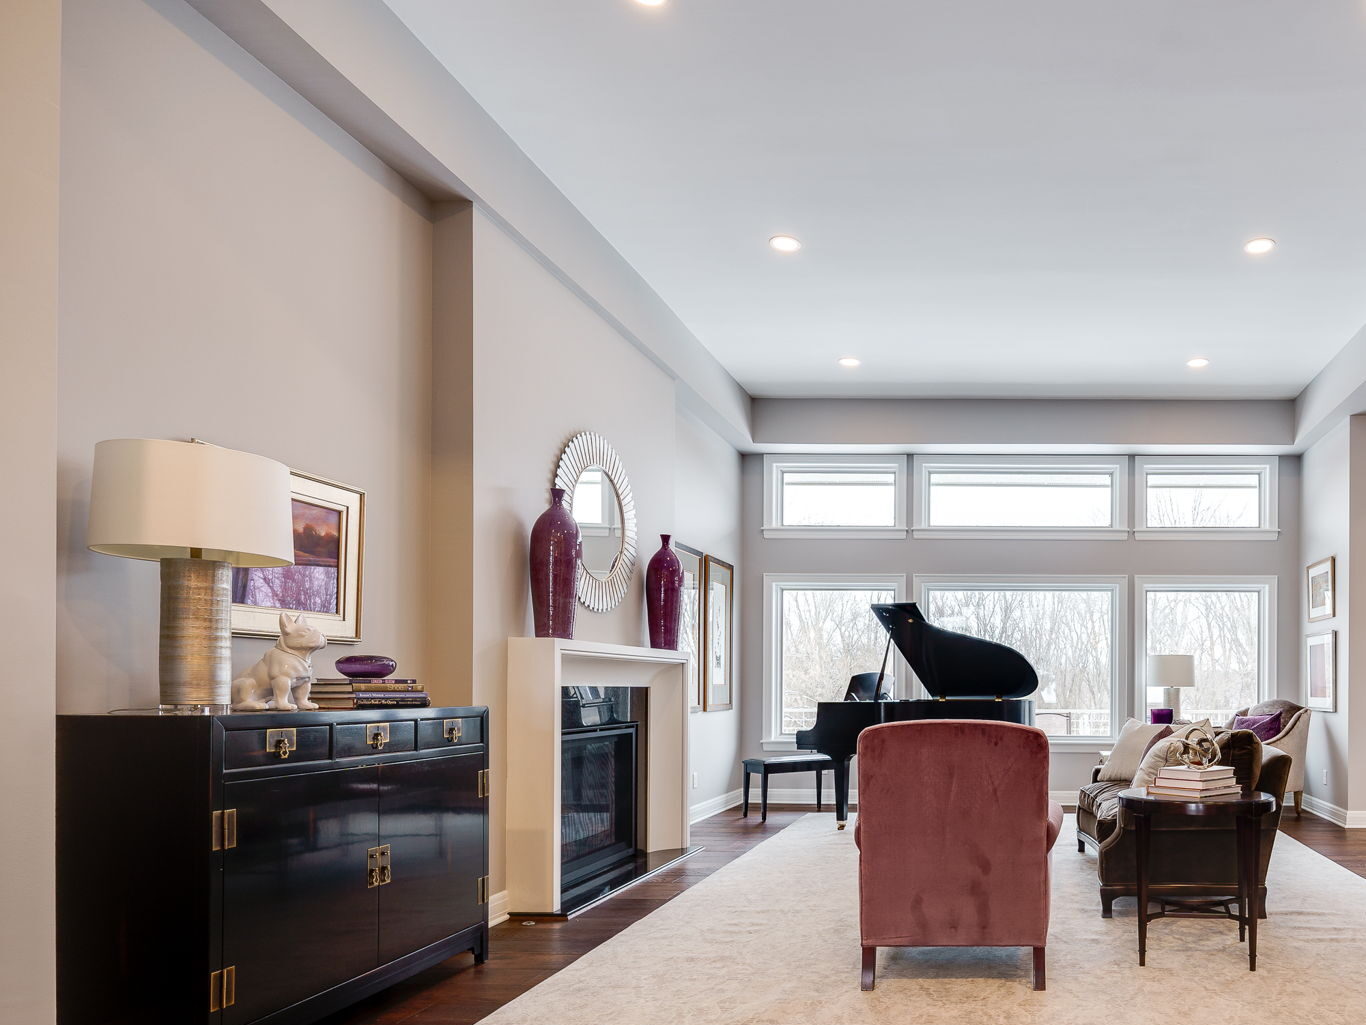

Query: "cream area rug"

xmin=479 ymin=814 xmax=1366 ymax=1024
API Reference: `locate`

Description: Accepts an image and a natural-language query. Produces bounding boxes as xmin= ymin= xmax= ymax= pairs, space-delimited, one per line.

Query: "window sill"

xmin=1132 ymin=528 xmax=1279 ymax=541
xmin=762 ymin=526 xmax=908 ymax=540
xmin=761 ymin=737 xmax=799 ymax=752
xmin=911 ymin=526 xmax=1129 ymax=541
xmin=765 ymin=735 xmax=1113 ymax=754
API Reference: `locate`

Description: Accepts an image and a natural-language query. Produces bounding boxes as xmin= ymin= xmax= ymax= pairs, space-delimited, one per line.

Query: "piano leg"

xmin=833 ymin=758 xmax=851 ymax=829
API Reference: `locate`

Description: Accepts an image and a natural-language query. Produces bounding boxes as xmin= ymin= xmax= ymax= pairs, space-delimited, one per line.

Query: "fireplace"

xmin=561 ymin=723 xmax=638 ymax=894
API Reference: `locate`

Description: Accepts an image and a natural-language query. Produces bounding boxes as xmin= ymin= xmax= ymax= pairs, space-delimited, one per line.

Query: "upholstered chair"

xmin=854 ymin=720 xmax=1063 ymax=991
xmin=1227 ymin=699 xmax=1310 ymax=815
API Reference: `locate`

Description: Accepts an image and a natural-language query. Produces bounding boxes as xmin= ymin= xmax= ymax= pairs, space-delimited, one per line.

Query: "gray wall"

xmin=739 ymin=453 xmax=1303 ymax=797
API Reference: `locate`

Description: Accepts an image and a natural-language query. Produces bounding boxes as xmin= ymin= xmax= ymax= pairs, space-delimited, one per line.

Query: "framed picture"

xmin=1307 ymin=556 xmax=1335 ymax=622
xmin=702 ymin=555 xmax=734 ymax=711
xmin=231 ymin=469 xmax=365 ymax=642
xmin=1306 ymin=630 xmax=1336 ymax=712
xmin=675 ymin=542 xmax=704 ymax=711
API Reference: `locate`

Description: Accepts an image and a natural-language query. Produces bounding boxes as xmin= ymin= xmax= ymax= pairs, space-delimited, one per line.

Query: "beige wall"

xmin=0 ymin=0 xmax=60 ymax=1020
xmin=56 ymin=0 xmax=435 ymax=710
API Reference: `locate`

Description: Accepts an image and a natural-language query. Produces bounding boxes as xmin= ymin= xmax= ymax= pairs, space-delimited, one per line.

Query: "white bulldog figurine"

xmin=231 ymin=612 xmax=327 ymax=711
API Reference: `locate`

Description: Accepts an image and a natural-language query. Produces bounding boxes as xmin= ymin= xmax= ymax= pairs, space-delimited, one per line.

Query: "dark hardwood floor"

xmin=320 ymin=804 xmax=1366 ymax=1025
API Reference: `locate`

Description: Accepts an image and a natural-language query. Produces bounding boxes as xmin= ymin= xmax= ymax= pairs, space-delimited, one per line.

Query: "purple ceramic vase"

xmin=645 ymin=534 xmax=684 ymax=649
xmin=530 ymin=488 xmax=582 ymax=639
xmin=335 ymin=655 xmax=398 ymax=679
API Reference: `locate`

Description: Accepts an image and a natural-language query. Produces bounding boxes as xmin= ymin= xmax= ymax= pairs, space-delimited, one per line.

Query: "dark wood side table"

xmin=1118 ymin=788 xmax=1277 ymax=972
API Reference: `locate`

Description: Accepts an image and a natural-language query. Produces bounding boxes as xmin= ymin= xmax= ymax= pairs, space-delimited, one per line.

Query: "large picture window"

xmin=1138 ymin=578 xmax=1274 ymax=724
xmin=763 ymin=456 xmax=907 ymax=538
xmin=917 ymin=576 xmax=1125 ymax=740
xmin=763 ymin=574 xmax=904 ymax=743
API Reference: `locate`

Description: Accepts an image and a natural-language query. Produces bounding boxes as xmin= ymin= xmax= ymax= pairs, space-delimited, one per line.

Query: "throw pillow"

xmin=1232 ymin=713 xmax=1282 ymax=743
xmin=1098 ymin=718 xmax=1173 ymax=782
xmin=1132 ymin=737 xmax=1184 ymax=789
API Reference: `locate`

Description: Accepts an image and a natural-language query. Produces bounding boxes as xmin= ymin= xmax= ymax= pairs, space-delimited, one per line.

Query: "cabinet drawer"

xmin=225 ymin=726 xmax=330 ymax=769
xmin=417 ymin=716 xmax=482 ymax=749
xmin=336 ymin=720 xmax=416 ymax=758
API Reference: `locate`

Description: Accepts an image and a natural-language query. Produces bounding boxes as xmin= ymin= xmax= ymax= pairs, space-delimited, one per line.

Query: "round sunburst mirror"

xmin=554 ymin=432 xmax=637 ymax=613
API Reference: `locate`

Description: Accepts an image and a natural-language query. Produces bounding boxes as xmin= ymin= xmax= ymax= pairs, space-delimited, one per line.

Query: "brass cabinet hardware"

xmin=477 ymin=768 xmax=490 ymax=799
xmin=366 ymin=847 xmax=381 ymax=888
xmin=367 ymin=723 xmax=390 ymax=751
xmin=265 ymin=728 xmax=296 ymax=759
xmin=378 ymin=844 xmax=392 ymax=885
xmin=443 ymin=719 xmax=462 ymax=743
xmin=209 ymin=967 xmax=236 ymax=1011
xmin=212 ymin=810 xmax=224 ymax=852
xmin=476 ymin=875 xmax=489 ymax=905
xmin=212 ymin=809 xmax=239 ymax=851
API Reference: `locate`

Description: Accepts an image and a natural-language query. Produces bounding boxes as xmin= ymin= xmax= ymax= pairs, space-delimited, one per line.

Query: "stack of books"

xmin=309 ymin=678 xmax=429 ymax=710
xmin=1148 ymin=764 xmax=1240 ymax=799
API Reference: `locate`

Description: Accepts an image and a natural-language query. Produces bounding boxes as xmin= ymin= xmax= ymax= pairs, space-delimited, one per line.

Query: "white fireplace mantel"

xmin=505 ymin=638 xmax=691 ymax=914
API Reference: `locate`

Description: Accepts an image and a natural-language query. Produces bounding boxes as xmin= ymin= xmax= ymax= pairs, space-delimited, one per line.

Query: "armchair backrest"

xmin=855 ymin=720 xmax=1052 ymax=948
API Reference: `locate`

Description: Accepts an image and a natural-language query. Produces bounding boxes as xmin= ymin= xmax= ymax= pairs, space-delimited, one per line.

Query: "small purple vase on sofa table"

xmin=645 ymin=534 xmax=684 ymax=649
xmin=530 ymin=488 xmax=582 ymax=639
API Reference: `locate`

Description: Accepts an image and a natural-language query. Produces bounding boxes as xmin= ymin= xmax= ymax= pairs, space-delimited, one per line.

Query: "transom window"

xmin=1136 ymin=458 xmax=1277 ymax=538
xmin=917 ymin=576 xmax=1124 ymax=740
xmin=763 ymin=456 xmax=907 ymax=538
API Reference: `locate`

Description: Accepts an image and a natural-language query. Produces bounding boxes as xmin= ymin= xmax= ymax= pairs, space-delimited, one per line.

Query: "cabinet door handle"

xmin=366 ymin=847 xmax=381 ymax=888
xmin=368 ymin=723 xmax=390 ymax=750
xmin=378 ymin=844 xmax=392 ymax=885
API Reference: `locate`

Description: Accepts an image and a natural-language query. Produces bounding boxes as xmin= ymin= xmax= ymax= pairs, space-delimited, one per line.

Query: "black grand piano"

xmin=794 ymin=601 xmax=1038 ymax=828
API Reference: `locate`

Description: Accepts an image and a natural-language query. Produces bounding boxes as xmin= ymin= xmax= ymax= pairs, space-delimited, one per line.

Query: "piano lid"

xmin=870 ymin=602 xmax=1038 ymax=700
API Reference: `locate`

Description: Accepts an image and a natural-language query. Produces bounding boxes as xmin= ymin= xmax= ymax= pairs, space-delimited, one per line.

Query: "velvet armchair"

xmin=1227 ymin=699 xmax=1310 ymax=815
xmin=854 ymin=720 xmax=1063 ymax=992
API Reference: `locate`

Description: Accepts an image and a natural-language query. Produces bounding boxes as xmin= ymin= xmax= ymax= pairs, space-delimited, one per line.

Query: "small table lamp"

xmin=88 ymin=439 xmax=294 ymax=711
xmin=1147 ymin=654 xmax=1196 ymax=722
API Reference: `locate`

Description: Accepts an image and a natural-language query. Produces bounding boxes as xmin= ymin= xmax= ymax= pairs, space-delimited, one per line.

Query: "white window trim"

xmin=911 ymin=455 xmax=1129 ymax=540
xmin=762 ymin=572 xmax=908 ymax=750
xmin=1134 ymin=575 xmax=1276 ymax=718
xmin=762 ymin=454 xmax=908 ymax=539
xmin=914 ymin=573 xmax=1129 ymax=748
xmin=1133 ymin=456 xmax=1279 ymax=540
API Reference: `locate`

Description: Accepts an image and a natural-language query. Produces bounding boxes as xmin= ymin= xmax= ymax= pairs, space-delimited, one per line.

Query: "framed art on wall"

xmin=702 ymin=555 xmax=734 ymax=711
xmin=1307 ymin=556 xmax=1335 ymax=622
xmin=675 ymin=542 xmax=704 ymax=711
xmin=231 ymin=469 xmax=365 ymax=642
xmin=1306 ymin=630 xmax=1336 ymax=712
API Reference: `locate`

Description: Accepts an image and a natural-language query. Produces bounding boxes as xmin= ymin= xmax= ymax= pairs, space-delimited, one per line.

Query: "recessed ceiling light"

xmin=768 ymin=235 xmax=802 ymax=253
xmin=838 ymin=357 xmax=862 ymax=368
xmin=634 ymin=0 xmax=668 ymax=6
xmin=1243 ymin=237 xmax=1277 ymax=255
xmin=1187 ymin=357 xmax=1210 ymax=369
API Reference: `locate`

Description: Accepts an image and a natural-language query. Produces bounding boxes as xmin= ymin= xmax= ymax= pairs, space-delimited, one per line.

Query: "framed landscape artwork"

xmin=1307 ymin=556 xmax=1335 ymax=622
xmin=702 ymin=555 xmax=734 ymax=711
xmin=231 ymin=469 xmax=365 ymax=642
xmin=1306 ymin=631 xmax=1336 ymax=712
xmin=675 ymin=542 xmax=704 ymax=711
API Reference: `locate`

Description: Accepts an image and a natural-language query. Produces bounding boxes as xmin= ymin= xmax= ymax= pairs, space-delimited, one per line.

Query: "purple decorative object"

xmin=530 ymin=487 xmax=582 ymax=639
xmin=335 ymin=655 xmax=398 ymax=679
xmin=1232 ymin=713 xmax=1282 ymax=743
xmin=1149 ymin=708 xmax=1174 ymax=725
xmin=645 ymin=534 xmax=684 ymax=649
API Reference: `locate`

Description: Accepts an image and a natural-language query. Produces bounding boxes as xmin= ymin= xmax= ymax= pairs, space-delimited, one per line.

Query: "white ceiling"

xmin=384 ymin=1 xmax=1366 ymax=400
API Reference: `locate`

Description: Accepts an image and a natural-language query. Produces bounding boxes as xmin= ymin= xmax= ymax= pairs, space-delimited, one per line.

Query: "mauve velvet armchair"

xmin=854 ymin=720 xmax=1063 ymax=991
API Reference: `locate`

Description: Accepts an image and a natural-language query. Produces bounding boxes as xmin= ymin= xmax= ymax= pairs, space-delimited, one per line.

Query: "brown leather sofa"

xmin=1075 ymin=730 xmax=1291 ymax=917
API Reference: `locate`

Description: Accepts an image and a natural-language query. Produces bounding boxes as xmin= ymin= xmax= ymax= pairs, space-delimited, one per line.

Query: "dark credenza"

xmin=57 ymin=706 xmax=490 ymax=1025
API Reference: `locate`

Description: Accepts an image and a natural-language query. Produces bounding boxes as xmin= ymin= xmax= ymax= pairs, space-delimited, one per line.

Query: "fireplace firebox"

xmin=560 ymin=723 xmax=638 ymax=896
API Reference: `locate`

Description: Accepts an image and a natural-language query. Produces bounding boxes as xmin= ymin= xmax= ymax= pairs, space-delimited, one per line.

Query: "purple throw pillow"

xmin=1232 ymin=713 xmax=1281 ymax=743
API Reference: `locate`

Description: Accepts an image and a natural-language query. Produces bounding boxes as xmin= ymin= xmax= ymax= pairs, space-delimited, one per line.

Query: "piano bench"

xmin=742 ymin=754 xmax=834 ymax=822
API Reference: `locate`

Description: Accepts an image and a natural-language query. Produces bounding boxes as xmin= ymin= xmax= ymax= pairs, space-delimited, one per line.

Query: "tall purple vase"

xmin=645 ymin=534 xmax=684 ymax=649
xmin=530 ymin=488 xmax=582 ymax=639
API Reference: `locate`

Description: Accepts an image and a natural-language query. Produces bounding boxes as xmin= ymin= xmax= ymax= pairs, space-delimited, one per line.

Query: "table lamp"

xmin=88 ymin=439 xmax=294 ymax=711
xmin=1147 ymin=653 xmax=1196 ymax=722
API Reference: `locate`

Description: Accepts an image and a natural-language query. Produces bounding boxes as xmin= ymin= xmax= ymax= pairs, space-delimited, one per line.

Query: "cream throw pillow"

xmin=1131 ymin=720 xmax=1215 ymax=788
xmin=1097 ymin=718 xmax=1173 ymax=783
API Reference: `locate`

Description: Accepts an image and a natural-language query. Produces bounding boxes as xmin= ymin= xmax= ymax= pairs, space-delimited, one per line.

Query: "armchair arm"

xmin=1091 ymin=765 xmax=1103 ymax=783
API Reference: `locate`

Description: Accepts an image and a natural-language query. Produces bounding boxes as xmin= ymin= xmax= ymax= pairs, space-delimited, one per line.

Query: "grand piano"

xmin=794 ymin=602 xmax=1038 ymax=828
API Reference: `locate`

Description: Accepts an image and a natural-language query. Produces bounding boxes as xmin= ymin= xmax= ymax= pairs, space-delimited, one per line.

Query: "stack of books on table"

xmin=1148 ymin=764 xmax=1240 ymax=799
xmin=309 ymin=679 xmax=429 ymax=710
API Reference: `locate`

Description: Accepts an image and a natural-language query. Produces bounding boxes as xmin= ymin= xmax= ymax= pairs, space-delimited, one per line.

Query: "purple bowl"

xmin=335 ymin=655 xmax=398 ymax=679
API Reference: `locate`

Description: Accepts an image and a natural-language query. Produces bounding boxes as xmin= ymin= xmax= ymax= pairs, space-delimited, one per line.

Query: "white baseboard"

xmin=489 ymin=889 xmax=511 ymax=927
xmin=689 ymin=788 xmax=742 ymax=823
xmin=1301 ymin=793 xmax=1366 ymax=828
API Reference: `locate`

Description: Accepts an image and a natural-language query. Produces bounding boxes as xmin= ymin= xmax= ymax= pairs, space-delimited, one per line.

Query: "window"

xmin=1137 ymin=577 xmax=1274 ymax=725
xmin=1136 ymin=458 xmax=1278 ymax=539
xmin=917 ymin=576 xmax=1125 ymax=740
xmin=912 ymin=456 xmax=1127 ymax=539
xmin=763 ymin=456 xmax=907 ymax=538
xmin=763 ymin=574 xmax=905 ymax=745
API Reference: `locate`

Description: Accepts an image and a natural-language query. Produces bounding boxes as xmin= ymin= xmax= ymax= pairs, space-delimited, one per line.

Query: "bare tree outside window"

xmin=1145 ymin=473 xmax=1260 ymax=528
xmin=922 ymin=588 xmax=1114 ymax=737
xmin=779 ymin=588 xmax=894 ymax=732
xmin=1145 ymin=589 xmax=1260 ymax=722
